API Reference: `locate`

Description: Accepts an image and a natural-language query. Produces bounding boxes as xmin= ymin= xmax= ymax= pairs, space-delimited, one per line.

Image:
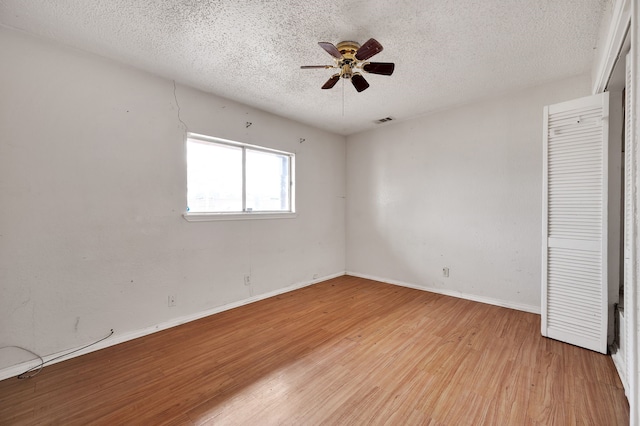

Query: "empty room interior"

xmin=1 ymin=0 xmax=639 ymax=424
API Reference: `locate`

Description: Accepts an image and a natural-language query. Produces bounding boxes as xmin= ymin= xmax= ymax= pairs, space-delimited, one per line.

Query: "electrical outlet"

xmin=244 ymin=275 xmax=251 ymax=286
xmin=442 ymin=267 xmax=450 ymax=278
xmin=168 ymin=295 xmax=176 ymax=307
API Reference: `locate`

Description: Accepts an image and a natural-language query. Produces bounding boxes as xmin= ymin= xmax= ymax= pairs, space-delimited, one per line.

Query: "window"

xmin=185 ymin=133 xmax=295 ymax=220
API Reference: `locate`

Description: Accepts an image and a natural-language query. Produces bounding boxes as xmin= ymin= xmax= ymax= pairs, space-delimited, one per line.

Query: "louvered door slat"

xmin=542 ymin=92 xmax=609 ymax=354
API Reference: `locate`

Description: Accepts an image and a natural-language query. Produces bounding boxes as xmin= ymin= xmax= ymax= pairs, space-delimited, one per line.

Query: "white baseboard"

xmin=345 ymin=271 xmax=541 ymax=315
xmin=610 ymin=343 xmax=628 ymax=397
xmin=0 ymin=270 xmax=539 ymax=381
xmin=0 ymin=271 xmax=346 ymax=382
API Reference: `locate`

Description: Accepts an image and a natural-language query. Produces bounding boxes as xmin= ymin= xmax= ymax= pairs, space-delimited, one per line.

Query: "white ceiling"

xmin=0 ymin=0 xmax=607 ymax=135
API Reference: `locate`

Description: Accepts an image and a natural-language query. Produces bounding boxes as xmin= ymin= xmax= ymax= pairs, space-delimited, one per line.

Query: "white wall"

xmin=0 ymin=27 xmax=346 ymax=372
xmin=0 ymin=21 xmax=615 ymax=379
xmin=346 ymin=75 xmax=592 ymax=312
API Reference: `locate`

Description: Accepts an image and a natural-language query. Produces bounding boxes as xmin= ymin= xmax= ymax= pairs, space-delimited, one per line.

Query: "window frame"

xmin=183 ymin=132 xmax=296 ymax=222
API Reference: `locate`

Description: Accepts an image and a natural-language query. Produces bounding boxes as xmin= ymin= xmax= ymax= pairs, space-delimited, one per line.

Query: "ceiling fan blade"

xmin=321 ymin=74 xmax=340 ymax=89
xmin=362 ymin=62 xmax=395 ymax=76
xmin=351 ymin=73 xmax=370 ymax=92
xmin=318 ymin=42 xmax=342 ymax=59
xmin=355 ymin=38 xmax=383 ymax=61
xmin=301 ymin=65 xmax=334 ymax=69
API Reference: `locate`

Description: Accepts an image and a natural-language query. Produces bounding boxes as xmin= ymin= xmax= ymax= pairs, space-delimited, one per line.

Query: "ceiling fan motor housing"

xmin=336 ymin=41 xmax=359 ymax=79
xmin=336 ymin=41 xmax=360 ymax=57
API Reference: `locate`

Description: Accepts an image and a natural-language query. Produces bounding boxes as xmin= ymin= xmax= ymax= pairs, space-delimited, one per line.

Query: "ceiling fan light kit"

xmin=301 ymin=38 xmax=395 ymax=93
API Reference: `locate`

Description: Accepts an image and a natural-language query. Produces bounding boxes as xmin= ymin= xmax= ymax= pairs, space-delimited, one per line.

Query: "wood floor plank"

xmin=0 ymin=276 xmax=630 ymax=425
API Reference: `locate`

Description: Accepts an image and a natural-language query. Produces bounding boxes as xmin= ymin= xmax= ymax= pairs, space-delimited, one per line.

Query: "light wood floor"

xmin=0 ymin=276 xmax=629 ymax=425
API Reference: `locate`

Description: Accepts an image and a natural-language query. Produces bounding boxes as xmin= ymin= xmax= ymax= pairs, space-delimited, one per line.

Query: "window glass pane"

xmin=187 ymin=140 xmax=242 ymax=212
xmin=246 ymin=149 xmax=290 ymax=212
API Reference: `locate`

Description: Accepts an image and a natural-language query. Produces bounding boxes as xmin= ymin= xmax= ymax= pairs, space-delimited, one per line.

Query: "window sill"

xmin=183 ymin=212 xmax=297 ymax=222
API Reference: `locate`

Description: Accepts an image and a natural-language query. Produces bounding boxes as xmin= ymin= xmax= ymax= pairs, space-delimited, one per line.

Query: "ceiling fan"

xmin=300 ymin=38 xmax=395 ymax=92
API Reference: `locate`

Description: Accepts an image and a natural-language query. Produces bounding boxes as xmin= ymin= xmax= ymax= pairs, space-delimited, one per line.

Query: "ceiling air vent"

xmin=375 ymin=117 xmax=393 ymax=124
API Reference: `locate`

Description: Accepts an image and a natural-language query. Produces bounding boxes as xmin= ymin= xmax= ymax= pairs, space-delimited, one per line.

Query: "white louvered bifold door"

xmin=542 ymin=92 xmax=609 ymax=354
xmin=623 ymin=52 xmax=635 ymax=394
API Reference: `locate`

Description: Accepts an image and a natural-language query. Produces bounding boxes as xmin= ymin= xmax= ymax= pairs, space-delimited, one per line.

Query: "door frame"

xmin=592 ymin=0 xmax=637 ymax=424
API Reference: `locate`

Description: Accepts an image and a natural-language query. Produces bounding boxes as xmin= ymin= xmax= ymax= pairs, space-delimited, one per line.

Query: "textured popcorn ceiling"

xmin=0 ymin=0 xmax=606 ymax=135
